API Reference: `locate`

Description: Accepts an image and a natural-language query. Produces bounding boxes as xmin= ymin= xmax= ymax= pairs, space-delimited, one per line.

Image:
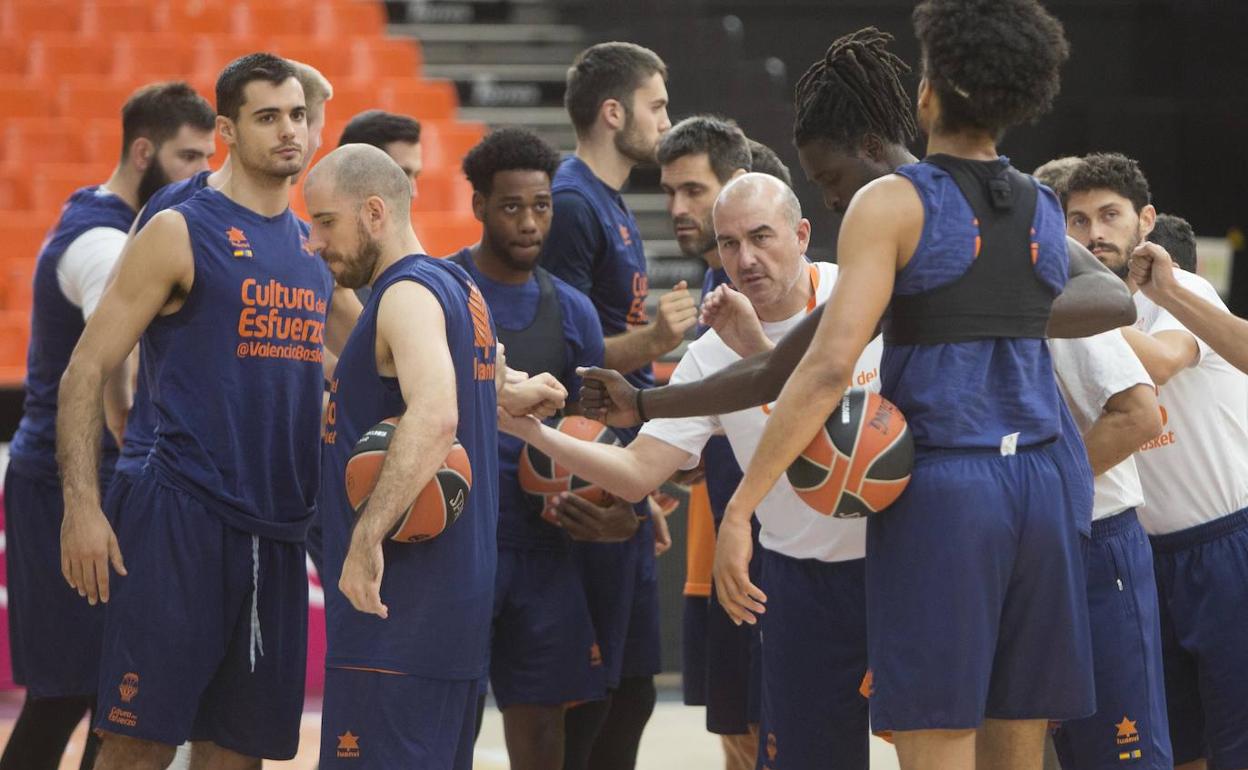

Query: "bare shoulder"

xmin=846 ymin=173 xmax=924 ymax=221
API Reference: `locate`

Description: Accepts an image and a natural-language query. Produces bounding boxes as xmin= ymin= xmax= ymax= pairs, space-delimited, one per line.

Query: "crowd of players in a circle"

xmin=3 ymin=0 xmax=1248 ymax=769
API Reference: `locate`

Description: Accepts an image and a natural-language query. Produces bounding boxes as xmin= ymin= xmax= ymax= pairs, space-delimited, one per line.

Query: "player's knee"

xmin=614 ymin=675 xmax=657 ymax=722
xmin=504 ymin=703 xmax=566 ymax=752
xmin=187 ymin=741 xmax=261 ymax=770
xmin=95 ymin=733 xmax=177 ymax=770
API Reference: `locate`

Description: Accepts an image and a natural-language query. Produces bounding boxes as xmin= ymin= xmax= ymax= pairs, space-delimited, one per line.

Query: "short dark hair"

xmin=913 ymin=0 xmax=1069 ymax=135
xmin=656 ymin=116 xmax=751 ymax=184
xmin=462 ymin=127 xmax=562 ymax=197
xmin=1148 ymin=213 xmax=1197 ymax=273
xmin=120 ymin=82 xmax=215 ymax=161
xmin=216 ymin=52 xmax=298 ymax=121
xmin=1065 ymin=153 xmax=1152 ymax=213
xmin=339 ymin=110 xmax=422 ymax=149
xmin=747 ymin=139 xmax=793 ymax=188
xmin=793 ymin=27 xmax=917 ymax=150
xmin=564 ymin=42 xmax=667 ymax=136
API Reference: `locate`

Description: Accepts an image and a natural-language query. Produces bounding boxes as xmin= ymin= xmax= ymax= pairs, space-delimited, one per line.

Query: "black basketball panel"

xmin=866 ymin=424 xmax=915 ymax=481
xmin=825 ymin=389 xmax=868 ymax=457
xmin=350 ymin=422 xmax=396 ymax=457
xmin=786 ymin=454 xmax=830 ymax=491
xmin=833 ymin=490 xmax=872 ymax=519
xmin=439 ymin=470 xmax=472 ymax=525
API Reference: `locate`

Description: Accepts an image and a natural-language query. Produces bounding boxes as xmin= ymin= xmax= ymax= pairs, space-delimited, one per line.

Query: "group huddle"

xmin=3 ymin=1 xmax=1247 ymax=770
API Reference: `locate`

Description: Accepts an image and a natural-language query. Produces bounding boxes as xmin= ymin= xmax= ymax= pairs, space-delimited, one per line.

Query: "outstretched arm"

xmin=1047 ymin=238 xmax=1136 ymax=338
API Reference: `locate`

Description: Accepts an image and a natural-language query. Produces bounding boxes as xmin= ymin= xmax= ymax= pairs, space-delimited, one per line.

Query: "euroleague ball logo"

xmin=449 ymin=488 xmax=467 ymax=517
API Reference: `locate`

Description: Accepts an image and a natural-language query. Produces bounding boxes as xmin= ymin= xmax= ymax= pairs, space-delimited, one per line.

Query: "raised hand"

xmin=653 ymin=280 xmax=698 ymax=352
xmin=576 ymin=366 xmax=643 ymax=426
xmin=700 ymin=284 xmax=771 ymax=357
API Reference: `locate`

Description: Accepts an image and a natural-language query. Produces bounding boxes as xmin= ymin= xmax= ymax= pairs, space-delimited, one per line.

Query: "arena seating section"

xmin=0 ymin=0 xmax=486 ymax=384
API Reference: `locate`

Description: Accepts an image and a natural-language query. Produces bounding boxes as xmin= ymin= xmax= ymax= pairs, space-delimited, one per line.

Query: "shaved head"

xmin=1033 ymin=155 xmax=1082 ymax=198
xmin=715 ymin=172 xmax=802 ymax=230
xmin=306 ymin=143 xmax=412 ymax=224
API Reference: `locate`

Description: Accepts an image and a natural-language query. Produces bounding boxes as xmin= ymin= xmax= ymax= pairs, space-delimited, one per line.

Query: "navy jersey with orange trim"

xmin=320 ymin=255 xmax=499 ymax=680
xmin=143 ymin=187 xmax=332 ymax=541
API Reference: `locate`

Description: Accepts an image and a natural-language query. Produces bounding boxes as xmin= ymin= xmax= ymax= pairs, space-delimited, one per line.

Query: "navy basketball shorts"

xmin=574 ymin=515 xmax=661 ymax=689
xmin=1053 ymin=508 xmax=1172 ymax=770
xmin=705 ymin=526 xmax=763 ymax=736
xmin=321 ymin=668 xmax=479 ymax=769
xmin=754 ymin=549 xmax=868 ymax=770
xmin=1149 ymin=506 xmax=1248 ymax=769
xmin=4 ymin=465 xmax=106 ymax=698
xmin=682 ymin=594 xmax=709 ymax=707
xmin=93 ymin=471 xmax=307 ymax=759
xmin=865 ymin=442 xmax=1096 ymax=731
xmin=490 ymin=546 xmax=606 ymax=708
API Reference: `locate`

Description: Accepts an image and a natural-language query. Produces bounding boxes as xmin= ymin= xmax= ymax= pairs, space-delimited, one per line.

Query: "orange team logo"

xmin=227 ymin=226 xmax=253 ymax=258
xmin=300 ymin=234 xmax=316 ymax=257
xmin=589 ymin=643 xmax=603 ymax=667
xmin=467 ymin=283 xmax=497 ymax=382
xmin=766 ymin=732 xmax=778 ymax=762
xmin=1115 ymin=716 xmax=1139 ymax=746
xmin=618 ymin=223 xmax=633 ymax=246
xmin=337 ymin=731 xmax=361 ymax=758
xmin=119 ymin=672 xmax=139 ymax=703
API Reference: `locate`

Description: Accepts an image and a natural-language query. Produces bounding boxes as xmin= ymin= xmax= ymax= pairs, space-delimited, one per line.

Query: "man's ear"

xmin=1139 ymin=204 xmax=1157 ymax=239
xmin=128 ymin=137 xmax=155 ymax=172
xmin=471 ymin=190 xmax=487 ymax=224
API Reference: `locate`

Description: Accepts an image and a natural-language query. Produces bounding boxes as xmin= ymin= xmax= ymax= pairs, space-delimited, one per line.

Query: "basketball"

xmin=518 ymin=415 xmax=621 ymax=514
xmin=345 ymin=418 xmax=473 ymax=542
xmin=786 ymin=388 xmax=913 ymax=518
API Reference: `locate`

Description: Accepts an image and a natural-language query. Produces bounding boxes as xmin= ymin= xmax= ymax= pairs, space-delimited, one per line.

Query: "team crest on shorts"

xmin=1115 ymin=716 xmax=1139 ymax=746
xmin=119 ymin=672 xmax=139 ymax=703
xmin=337 ymin=730 xmax=361 ymax=758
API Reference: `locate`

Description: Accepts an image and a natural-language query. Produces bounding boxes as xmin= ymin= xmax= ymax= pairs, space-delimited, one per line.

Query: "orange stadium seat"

xmin=312 ymin=2 xmax=385 ymax=38
xmin=81 ymin=2 xmax=163 ymax=36
xmin=357 ymin=37 xmax=422 ymax=79
xmin=415 ymin=171 xmax=473 ymax=216
xmin=192 ymin=36 xmax=266 ymax=81
xmin=57 ymin=78 xmax=138 ymax=121
xmin=0 ymin=77 xmax=55 ymax=119
xmin=268 ymin=36 xmax=353 ymax=81
xmin=114 ymin=39 xmax=198 ymax=81
xmin=241 ymin=5 xmax=315 ymax=40
xmin=82 ymin=119 xmax=124 ymax=163
xmin=1 ymin=257 xmax=37 ymax=313
xmin=381 ymin=79 xmax=458 ymax=120
xmin=27 ymin=35 xmax=118 ymax=79
xmin=0 ymin=310 xmax=31 ymax=373
xmin=420 ymin=121 xmax=486 ymax=170
xmin=412 ymin=213 xmax=480 ymax=257
xmin=1 ymin=2 xmax=83 ymax=36
xmin=2 ymin=121 xmax=87 ymax=167
xmin=160 ymin=3 xmax=237 ymax=37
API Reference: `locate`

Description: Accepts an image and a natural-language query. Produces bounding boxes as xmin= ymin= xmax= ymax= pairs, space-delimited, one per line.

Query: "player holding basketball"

xmin=450 ymin=127 xmax=617 ymax=769
xmin=1 ymin=82 xmax=214 ymax=770
xmin=1065 ymin=154 xmax=1248 ymax=770
xmin=543 ymin=42 xmax=677 ymax=769
xmin=56 ymin=55 xmax=334 ymax=769
xmin=304 ymin=142 xmax=499 ymax=769
xmin=503 ymin=172 xmax=883 ymax=770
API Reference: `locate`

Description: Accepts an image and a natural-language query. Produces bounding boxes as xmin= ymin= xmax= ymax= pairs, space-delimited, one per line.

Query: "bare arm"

xmin=1047 ymin=238 xmax=1136 ymax=338
xmin=1121 ymin=328 xmax=1199 ymax=386
xmin=338 ymin=281 xmax=458 ymax=618
xmin=603 ymin=280 xmax=697 ymax=375
xmin=502 ymin=416 xmax=688 ymax=503
xmin=1131 ymin=242 xmax=1248 ymax=374
xmin=58 ymin=210 xmax=193 ymax=604
xmin=325 ymin=285 xmax=363 ymax=357
xmin=1083 ymin=383 xmax=1163 ymax=475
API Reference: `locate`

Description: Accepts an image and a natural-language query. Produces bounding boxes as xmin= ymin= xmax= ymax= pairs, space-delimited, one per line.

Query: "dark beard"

xmin=330 ymin=224 xmax=383 ymax=289
xmin=614 ymin=114 xmax=655 ymax=165
xmin=136 ymin=159 xmax=173 ymax=209
xmin=485 ymin=229 xmax=539 ymax=273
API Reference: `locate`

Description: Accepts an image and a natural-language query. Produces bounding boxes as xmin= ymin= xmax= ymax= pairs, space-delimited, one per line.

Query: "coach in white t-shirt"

xmin=501 ymin=174 xmax=881 ymax=769
xmin=1047 ymin=330 xmax=1173 ymax=769
xmin=1065 ymin=153 xmax=1248 ymax=770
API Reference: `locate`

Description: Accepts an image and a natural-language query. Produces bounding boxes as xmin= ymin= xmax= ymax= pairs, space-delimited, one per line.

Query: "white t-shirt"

xmin=1131 ymin=269 xmax=1248 ymax=534
xmin=641 ymin=261 xmax=884 ymax=562
xmin=58 ymin=225 xmax=127 ymax=320
xmin=1048 ymin=330 xmax=1150 ymax=521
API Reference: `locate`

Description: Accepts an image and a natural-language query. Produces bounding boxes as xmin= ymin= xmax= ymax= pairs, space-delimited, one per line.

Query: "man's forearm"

xmin=1083 ymin=413 xmax=1156 ymax=475
xmin=1156 ymin=283 xmax=1248 ymax=374
xmin=603 ymin=325 xmax=666 ymax=376
xmin=57 ymin=362 xmax=107 ymax=509
xmin=102 ymin=355 xmax=132 ymax=447
xmin=526 ymin=425 xmax=668 ymax=502
xmin=354 ymin=414 xmax=456 ymax=545
xmin=642 ymin=304 xmax=825 ymax=420
xmin=1047 ymin=271 xmax=1136 ymax=338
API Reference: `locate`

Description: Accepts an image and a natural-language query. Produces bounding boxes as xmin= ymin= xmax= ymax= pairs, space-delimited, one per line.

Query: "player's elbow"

xmin=620 ymin=477 xmax=655 ymax=504
xmin=1125 ymin=402 xmax=1164 ymax=446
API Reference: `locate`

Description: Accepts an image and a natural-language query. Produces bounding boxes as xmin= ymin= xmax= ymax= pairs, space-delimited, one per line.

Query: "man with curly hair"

xmin=1067 ymin=153 xmax=1248 ymax=770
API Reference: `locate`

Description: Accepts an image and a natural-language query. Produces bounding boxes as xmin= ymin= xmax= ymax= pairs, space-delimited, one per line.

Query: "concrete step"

xmin=390 ymin=22 xmax=585 ymax=44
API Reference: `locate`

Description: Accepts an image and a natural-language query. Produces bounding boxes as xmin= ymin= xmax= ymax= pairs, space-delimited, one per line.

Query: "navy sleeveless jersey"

xmin=114 ymin=170 xmax=213 ymax=477
xmin=544 ymin=156 xmax=653 ymax=389
xmin=882 ymin=158 xmax=1067 ymax=450
xmin=320 ymin=255 xmax=499 ymax=679
xmin=697 ymin=266 xmax=744 ymax=519
xmin=9 ymin=186 xmax=135 ymax=485
xmin=454 ymin=248 xmax=606 ymax=551
xmin=143 ymin=187 xmax=332 ymax=540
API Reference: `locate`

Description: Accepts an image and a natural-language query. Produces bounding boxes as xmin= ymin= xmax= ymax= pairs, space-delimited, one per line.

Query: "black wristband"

xmin=635 ymin=387 xmax=648 ymax=422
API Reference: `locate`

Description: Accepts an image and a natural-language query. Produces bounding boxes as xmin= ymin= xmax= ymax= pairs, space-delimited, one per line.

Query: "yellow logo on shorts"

xmin=337 ymin=731 xmax=361 ymax=758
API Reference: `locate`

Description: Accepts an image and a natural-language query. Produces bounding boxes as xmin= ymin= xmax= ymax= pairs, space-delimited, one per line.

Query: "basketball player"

xmin=655 ymin=115 xmax=758 ymax=768
xmin=56 ymin=54 xmax=333 ymax=769
xmin=543 ymin=41 xmax=676 ymax=769
xmin=450 ymin=127 xmax=612 ymax=769
xmin=338 ymin=110 xmax=423 ymax=195
xmin=1065 ymin=154 xmax=1248 ymax=770
xmin=0 ymin=83 xmax=214 ymax=770
xmin=288 ymin=60 xmax=333 ymax=183
xmin=503 ymin=172 xmax=881 ymax=770
xmin=302 ymin=142 xmax=496 ymax=769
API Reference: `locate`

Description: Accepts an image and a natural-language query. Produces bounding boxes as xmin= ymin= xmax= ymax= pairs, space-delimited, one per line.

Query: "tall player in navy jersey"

xmin=717 ymin=2 xmax=1093 ymax=767
xmin=305 ymin=143 xmax=501 ymax=770
xmin=452 ymin=127 xmax=625 ymax=769
xmin=0 ymin=83 xmax=214 ymax=770
xmin=542 ymin=42 xmax=679 ymax=769
xmin=56 ymin=54 xmax=335 ymax=769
